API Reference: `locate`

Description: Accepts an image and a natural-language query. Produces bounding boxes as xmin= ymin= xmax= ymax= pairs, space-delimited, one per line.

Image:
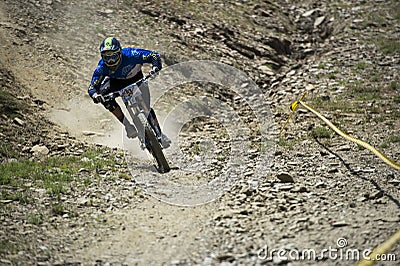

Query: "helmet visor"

xmin=101 ymin=50 xmax=121 ymax=66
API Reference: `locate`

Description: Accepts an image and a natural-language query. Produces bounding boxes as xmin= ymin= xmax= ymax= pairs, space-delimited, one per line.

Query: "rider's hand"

xmin=92 ymin=93 xmax=105 ymax=104
xmin=148 ymin=66 xmax=159 ymax=80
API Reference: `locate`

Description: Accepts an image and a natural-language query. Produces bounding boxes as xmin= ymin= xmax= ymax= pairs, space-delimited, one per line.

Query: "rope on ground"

xmin=281 ymin=92 xmax=400 ymax=266
xmin=281 ymin=92 xmax=400 ymax=171
xmin=355 ymin=228 xmax=400 ymax=266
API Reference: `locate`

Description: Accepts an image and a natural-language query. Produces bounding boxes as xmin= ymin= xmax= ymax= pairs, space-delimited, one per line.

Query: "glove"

xmin=92 ymin=93 xmax=105 ymax=104
xmin=148 ymin=66 xmax=159 ymax=80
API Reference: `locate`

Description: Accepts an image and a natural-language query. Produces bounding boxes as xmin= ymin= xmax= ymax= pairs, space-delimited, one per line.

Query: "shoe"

xmin=160 ymin=133 xmax=171 ymax=148
xmin=122 ymin=117 xmax=138 ymax=139
xmin=125 ymin=124 xmax=138 ymax=139
xmin=123 ymin=120 xmax=138 ymax=139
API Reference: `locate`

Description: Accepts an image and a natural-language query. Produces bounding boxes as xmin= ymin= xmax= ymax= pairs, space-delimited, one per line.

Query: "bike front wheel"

xmin=140 ymin=114 xmax=170 ymax=173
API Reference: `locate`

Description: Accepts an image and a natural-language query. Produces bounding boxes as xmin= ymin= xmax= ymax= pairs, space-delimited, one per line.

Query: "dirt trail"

xmin=74 ymin=198 xmax=214 ymax=264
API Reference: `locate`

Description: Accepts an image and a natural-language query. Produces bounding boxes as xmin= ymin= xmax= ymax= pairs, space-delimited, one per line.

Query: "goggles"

xmin=101 ymin=50 xmax=121 ymax=66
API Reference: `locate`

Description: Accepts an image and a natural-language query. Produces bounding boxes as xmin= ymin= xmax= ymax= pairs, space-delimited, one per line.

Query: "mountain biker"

xmin=88 ymin=37 xmax=171 ymax=148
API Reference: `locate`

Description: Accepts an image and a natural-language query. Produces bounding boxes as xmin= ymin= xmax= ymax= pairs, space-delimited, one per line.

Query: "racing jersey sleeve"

xmin=130 ymin=48 xmax=162 ymax=71
xmin=87 ymin=60 xmax=108 ymax=97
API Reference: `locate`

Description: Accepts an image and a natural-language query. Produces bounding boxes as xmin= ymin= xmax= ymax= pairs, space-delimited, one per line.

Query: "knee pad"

xmin=103 ymin=100 xmax=119 ymax=112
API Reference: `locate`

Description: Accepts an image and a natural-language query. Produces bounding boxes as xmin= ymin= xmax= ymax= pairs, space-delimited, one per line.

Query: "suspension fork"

xmin=124 ymin=99 xmax=145 ymax=141
xmin=147 ymin=109 xmax=162 ymax=139
xmin=135 ymin=94 xmax=162 ymax=139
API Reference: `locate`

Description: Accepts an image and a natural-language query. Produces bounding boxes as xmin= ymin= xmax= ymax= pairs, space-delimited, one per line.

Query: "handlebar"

xmin=102 ymin=74 xmax=152 ymax=101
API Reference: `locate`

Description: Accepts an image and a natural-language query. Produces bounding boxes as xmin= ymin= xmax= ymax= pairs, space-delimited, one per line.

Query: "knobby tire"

xmin=144 ymin=123 xmax=170 ymax=173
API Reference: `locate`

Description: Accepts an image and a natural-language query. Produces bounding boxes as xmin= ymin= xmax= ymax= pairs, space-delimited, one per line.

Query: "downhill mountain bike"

xmin=102 ymin=75 xmax=170 ymax=173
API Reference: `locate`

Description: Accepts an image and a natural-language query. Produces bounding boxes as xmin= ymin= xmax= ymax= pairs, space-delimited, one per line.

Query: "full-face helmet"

xmin=99 ymin=37 xmax=122 ymax=69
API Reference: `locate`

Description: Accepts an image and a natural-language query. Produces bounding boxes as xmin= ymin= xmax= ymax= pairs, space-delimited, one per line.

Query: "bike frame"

xmin=103 ymin=75 xmax=156 ymax=149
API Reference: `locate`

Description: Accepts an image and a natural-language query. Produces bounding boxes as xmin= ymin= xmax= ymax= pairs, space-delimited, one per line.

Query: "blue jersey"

xmin=88 ymin=48 xmax=162 ymax=96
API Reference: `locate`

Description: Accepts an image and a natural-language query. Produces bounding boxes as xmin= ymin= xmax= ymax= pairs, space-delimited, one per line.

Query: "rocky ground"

xmin=0 ymin=0 xmax=399 ymax=265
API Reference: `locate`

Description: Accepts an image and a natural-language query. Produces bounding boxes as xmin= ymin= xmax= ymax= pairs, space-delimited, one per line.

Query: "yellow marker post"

xmin=280 ymin=92 xmax=307 ymax=135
